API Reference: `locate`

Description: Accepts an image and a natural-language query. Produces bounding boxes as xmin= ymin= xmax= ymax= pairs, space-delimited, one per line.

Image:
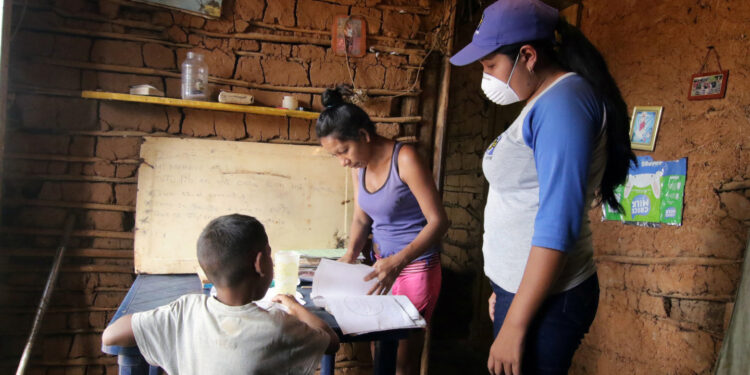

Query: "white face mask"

xmin=481 ymin=53 xmax=521 ymax=105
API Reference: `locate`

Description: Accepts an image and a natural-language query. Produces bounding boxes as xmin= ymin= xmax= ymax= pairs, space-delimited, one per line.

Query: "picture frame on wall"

xmin=133 ymin=0 xmax=222 ymax=19
xmin=629 ymin=106 xmax=663 ymax=151
xmin=688 ymin=70 xmax=729 ymax=100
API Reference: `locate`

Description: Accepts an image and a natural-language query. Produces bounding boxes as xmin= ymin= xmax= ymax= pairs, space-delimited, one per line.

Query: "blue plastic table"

xmin=102 ymin=274 xmax=413 ymax=375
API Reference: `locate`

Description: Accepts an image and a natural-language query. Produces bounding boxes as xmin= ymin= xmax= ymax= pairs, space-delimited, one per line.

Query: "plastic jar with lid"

xmin=181 ymin=52 xmax=209 ymax=100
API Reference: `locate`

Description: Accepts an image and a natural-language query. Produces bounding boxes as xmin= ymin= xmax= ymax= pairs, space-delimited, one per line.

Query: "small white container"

xmin=181 ymin=52 xmax=209 ymax=100
xmin=282 ymin=95 xmax=298 ymax=110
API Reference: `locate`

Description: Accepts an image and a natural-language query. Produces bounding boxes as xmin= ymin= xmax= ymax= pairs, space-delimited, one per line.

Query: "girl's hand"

xmin=489 ymin=292 xmax=496 ymax=322
xmin=337 ymin=252 xmax=358 ymax=264
xmin=487 ymin=322 xmax=525 ymax=375
xmin=364 ymin=255 xmax=404 ymax=295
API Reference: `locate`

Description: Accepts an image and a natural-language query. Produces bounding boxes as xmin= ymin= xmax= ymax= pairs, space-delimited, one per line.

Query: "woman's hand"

xmin=489 ymin=292 xmax=496 ymax=322
xmin=488 ymin=322 xmax=525 ymax=375
xmin=364 ymin=255 xmax=405 ymax=295
xmin=337 ymin=251 xmax=358 ymax=264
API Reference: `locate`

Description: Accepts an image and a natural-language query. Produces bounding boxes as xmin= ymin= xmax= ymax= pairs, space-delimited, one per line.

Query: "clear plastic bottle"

xmin=181 ymin=52 xmax=208 ymax=100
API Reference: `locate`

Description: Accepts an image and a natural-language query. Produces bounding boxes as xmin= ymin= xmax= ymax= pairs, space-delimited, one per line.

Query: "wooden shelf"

xmin=81 ymin=91 xmax=320 ymax=120
xmin=81 ymin=91 xmax=422 ymax=124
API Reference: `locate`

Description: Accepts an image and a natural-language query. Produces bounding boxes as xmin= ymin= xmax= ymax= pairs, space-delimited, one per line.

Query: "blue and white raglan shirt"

xmin=482 ymin=73 xmax=607 ymax=294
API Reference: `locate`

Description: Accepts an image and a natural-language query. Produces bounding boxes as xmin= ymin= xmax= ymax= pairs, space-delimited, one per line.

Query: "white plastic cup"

xmin=273 ymin=251 xmax=300 ymax=295
xmin=282 ymin=95 xmax=298 ymax=110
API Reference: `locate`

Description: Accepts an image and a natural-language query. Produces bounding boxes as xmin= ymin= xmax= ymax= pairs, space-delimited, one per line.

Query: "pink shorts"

xmin=391 ymin=258 xmax=442 ymax=323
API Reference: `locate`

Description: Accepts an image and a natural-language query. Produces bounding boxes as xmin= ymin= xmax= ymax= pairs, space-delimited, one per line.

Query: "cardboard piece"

xmin=134 ymin=137 xmax=353 ymax=274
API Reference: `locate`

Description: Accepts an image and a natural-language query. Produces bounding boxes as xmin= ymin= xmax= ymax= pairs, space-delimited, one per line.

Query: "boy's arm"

xmin=272 ymin=295 xmax=340 ymax=354
xmin=102 ymin=314 xmax=136 ymax=347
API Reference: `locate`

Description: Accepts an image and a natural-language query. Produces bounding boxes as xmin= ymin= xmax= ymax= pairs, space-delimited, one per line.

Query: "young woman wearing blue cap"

xmin=451 ymin=0 xmax=636 ymax=374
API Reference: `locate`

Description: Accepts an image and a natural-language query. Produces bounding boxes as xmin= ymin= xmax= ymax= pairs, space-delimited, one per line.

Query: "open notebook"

xmin=311 ymin=259 xmax=426 ymax=335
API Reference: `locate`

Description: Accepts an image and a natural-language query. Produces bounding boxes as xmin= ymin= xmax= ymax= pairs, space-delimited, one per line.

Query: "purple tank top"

xmin=357 ymin=143 xmax=439 ymax=262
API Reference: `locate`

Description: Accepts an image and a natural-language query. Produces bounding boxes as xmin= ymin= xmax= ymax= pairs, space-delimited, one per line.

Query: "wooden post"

xmin=432 ymin=0 xmax=458 ymax=190
xmin=417 ymin=54 xmax=440 ymax=167
xmin=0 ymin=0 xmax=12 ymax=220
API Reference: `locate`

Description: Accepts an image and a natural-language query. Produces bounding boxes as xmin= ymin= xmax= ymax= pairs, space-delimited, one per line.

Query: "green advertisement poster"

xmin=603 ymin=157 xmax=687 ymax=226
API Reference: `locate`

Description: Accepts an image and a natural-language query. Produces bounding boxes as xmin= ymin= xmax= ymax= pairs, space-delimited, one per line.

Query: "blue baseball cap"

xmin=450 ymin=0 xmax=559 ymax=66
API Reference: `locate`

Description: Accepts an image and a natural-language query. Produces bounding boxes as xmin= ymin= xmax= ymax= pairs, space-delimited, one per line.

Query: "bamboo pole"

xmin=2 ymin=198 xmax=135 ymax=212
xmin=16 ymin=215 xmax=74 ymax=375
xmin=594 ymin=255 xmax=742 ymax=266
xmin=0 ymin=227 xmax=134 ymax=240
xmin=22 ymin=26 xmax=191 ymax=48
xmin=4 ymin=173 xmax=137 ymax=184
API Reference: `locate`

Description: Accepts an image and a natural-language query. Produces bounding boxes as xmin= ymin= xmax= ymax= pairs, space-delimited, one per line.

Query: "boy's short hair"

xmin=197 ymin=214 xmax=269 ymax=287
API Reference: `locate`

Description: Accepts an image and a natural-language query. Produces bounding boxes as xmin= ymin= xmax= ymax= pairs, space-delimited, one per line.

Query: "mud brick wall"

xmin=0 ymin=0 xmax=450 ymax=373
xmin=437 ymin=0 xmax=749 ymax=374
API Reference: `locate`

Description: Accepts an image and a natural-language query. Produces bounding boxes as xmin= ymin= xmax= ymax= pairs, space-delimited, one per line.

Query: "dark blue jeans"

xmin=491 ymin=274 xmax=599 ymax=375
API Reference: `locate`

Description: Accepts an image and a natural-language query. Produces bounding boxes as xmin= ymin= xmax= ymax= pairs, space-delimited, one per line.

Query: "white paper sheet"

xmin=311 ymin=259 xmax=379 ymax=299
xmin=311 ymin=259 xmax=426 ymax=335
xmin=325 ymin=295 xmax=426 ymax=335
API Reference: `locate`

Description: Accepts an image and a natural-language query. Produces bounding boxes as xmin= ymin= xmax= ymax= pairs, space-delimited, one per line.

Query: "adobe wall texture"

xmin=437 ymin=0 xmax=748 ymax=374
xmin=0 ymin=0 xmax=447 ymax=373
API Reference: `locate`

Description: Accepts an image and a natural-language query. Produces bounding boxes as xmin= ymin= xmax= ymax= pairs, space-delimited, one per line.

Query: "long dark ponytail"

xmin=496 ymin=18 xmax=636 ymax=211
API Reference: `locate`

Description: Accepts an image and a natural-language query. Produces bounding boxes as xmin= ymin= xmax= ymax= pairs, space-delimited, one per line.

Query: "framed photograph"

xmin=688 ymin=70 xmax=728 ymax=100
xmin=332 ymin=15 xmax=367 ymax=57
xmin=133 ymin=0 xmax=222 ymax=19
xmin=629 ymin=106 xmax=663 ymax=151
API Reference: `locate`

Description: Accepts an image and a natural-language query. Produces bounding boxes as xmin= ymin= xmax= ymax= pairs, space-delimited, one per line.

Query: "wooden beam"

xmin=0 ymin=306 xmax=117 ymax=313
xmin=2 ymin=198 xmax=135 ymax=212
xmin=191 ymin=28 xmax=426 ymax=57
xmin=717 ymin=180 xmax=750 ymax=192
xmin=12 ymin=2 xmax=166 ymax=32
xmin=4 ymin=173 xmax=137 ymax=184
xmin=375 ymin=4 xmax=431 ymax=15
xmin=432 ymin=0 xmax=458 ymax=189
xmin=0 ymin=227 xmax=134 ymax=240
xmin=646 ymin=291 xmax=734 ymax=303
xmin=4 ymin=152 xmax=140 ymax=164
xmin=82 ymin=90 xmax=422 ymax=123
xmin=23 ymin=26 xmax=191 ymax=48
xmin=1 ymin=248 xmax=133 ymax=258
xmin=0 ymin=264 xmax=133 ymax=273
xmin=38 ymin=58 xmax=421 ymax=97
xmin=595 ymin=255 xmax=742 ymax=266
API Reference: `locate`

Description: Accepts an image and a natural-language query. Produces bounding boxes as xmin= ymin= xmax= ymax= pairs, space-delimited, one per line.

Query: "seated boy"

xmin=102 ymin=214 xmax=339 ymax=374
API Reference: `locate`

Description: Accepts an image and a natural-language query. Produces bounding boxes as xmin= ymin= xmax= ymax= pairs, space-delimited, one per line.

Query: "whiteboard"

xmin=134 ymin=137 xmax=353 ymax=274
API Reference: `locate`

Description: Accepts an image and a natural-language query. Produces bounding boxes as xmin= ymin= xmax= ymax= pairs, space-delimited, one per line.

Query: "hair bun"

xmin=321 ymin=85 xmax=352 ymax=108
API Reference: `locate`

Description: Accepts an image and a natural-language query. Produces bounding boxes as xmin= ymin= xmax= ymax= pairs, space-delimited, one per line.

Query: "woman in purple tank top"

xmin=316 ymin=86 xmax=448 ymax=375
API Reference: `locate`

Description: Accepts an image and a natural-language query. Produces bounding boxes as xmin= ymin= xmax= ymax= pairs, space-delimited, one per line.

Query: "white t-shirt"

xmin=131 ymin=294 xmax=330 ymax=375
xmin=482 ymin=73 xmax=606 ymax=294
